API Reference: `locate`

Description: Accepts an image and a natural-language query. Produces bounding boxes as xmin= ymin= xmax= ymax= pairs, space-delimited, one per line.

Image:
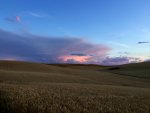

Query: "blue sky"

xmin=0 ymin=0 xmax=150 ymax=64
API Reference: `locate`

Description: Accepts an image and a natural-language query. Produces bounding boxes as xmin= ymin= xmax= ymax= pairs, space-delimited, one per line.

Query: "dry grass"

xmin=0 ymin=61 xmax=150 ymax=113
xmin=1 ymin=83 xmax=150 ymax=113
xmin=109 ymin=62 xmax=150 ymax=79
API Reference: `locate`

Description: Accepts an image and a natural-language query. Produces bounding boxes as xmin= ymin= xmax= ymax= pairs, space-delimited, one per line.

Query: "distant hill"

xmin=108 ymin=62 xmax=150 ymax=79
xmin=0 ymin=60 xmax=149 ymax=88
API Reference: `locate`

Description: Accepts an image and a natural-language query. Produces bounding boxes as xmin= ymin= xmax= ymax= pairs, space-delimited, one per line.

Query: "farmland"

xmin=0 ymin=61 xmax=150 ymax=113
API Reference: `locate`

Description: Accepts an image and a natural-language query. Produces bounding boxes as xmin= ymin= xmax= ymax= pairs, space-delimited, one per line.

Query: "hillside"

xmin=0 ymin=61 xmax=149 ymax=88
xmin=0 ymin=61 xmax=150 ymax=113
xmin=108 ymin=62 xmax=150 ymax=79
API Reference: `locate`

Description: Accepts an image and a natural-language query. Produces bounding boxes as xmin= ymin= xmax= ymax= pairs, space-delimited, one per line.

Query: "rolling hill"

xmin=0 ymin=61 xmax=150 ymax=113
xmin=108 ymin=62 xmax=150 ymax=79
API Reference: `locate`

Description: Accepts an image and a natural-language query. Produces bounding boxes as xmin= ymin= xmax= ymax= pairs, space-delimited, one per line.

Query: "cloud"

xmin=5 ymin=17 xmax=16 ymax=23
xmin=101 ymin=56 xmax=141 ymax=65
xmin=27 ymin=11 xmax=51 ymax=19
xmin=145 ymin=59 xmax=150 ymax=62
xmin=5 ymin=16 xmax=21 ymax=23
xmin=118 ymin=52 xmax=130 ymax=55
xmin=16 ymin=16 xmax=21 ymax=23
xmin=59 ymin=55 xmax=91 ymax=63
xmin=138 ymin=41 xmax=149 ymax=44
xmin=1 ymin=29 xmax=145 ymax=65
xmin=28 ymin=12 xmax=44 ymax=18
xmin=108 ymin=41 xmax=130 ymax=48
xmin=0 ymin=29 xmax=111 ymax=64
xmin=70 ymin=53 xmax=93 ymax=56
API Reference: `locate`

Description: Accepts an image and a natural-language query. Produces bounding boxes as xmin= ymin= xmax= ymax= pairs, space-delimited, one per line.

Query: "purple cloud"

xmin=100 ymin=56 xmax=141 ymax=65
xmin=0 ymin=29 xmax=111 ymax=64
xmin=1 ymin=29 xmax=145 ymax=65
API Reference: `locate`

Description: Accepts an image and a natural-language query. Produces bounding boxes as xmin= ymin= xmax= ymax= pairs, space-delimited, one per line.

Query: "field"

xmin=0 ymin=61 xmax=150 ymax=113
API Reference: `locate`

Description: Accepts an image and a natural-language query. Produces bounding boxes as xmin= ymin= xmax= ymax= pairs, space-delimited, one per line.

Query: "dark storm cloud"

xmin=0 ymin=29 xmax=111 ymax=63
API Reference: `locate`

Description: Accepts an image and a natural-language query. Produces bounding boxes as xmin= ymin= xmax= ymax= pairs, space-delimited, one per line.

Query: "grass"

xmin=0 ymin=61 xmax=150 ymax=113
xmin=109 ymin=62 xmax=150 ymax=79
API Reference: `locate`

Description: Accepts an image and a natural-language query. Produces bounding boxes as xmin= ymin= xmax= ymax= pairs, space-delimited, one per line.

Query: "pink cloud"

xmin=0 ymin=29 xmax=112 ymax=64
xmin=16 ymin=16 xmax=21 ymax=23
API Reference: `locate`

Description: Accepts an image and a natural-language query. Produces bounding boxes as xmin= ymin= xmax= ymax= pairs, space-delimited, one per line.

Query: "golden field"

xmin=0 ymin=61 xmax=150 ymax=113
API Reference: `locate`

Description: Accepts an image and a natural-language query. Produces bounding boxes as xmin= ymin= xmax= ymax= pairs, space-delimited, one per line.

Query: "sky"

xmin=0 ymin=0 xmax=150 ymax=65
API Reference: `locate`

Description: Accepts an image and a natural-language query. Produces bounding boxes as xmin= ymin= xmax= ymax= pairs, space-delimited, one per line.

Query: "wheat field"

xmin=0 ymin=61 xmax=150 ymax=113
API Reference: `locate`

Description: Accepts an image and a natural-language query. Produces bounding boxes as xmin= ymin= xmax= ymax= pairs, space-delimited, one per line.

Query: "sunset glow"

xmin=59 ymin=55 xmax=92 ymax=63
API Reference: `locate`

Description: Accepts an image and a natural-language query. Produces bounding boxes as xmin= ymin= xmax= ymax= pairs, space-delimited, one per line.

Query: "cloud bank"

xmin=0 ymin=29 xmax=145 ymax=65
xmin=0 ymin=29 xmax=112 ymax=64
xmin=101 ymin=56 xmax=141 ymax=65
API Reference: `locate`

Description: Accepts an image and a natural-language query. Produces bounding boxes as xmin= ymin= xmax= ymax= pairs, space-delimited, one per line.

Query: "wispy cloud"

xmin=28 ymin=12 xmax=44 ymax=18
xmin=5 ymin=16 xmax=21 ymax=23
xmin=118 ymin=52 xmax=130 ymax=55
xmin=138 ymin=41 xmax=149 ymax=44
xmin=108 ymin=41 xmax=130 ymax=48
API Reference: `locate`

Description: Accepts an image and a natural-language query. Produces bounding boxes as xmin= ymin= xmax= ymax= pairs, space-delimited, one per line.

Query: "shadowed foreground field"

xmin=0 ymin=61 xmax=150 ymax=113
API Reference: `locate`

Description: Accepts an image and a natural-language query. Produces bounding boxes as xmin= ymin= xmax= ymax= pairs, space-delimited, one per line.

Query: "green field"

xmin=0 ymin=61 xmax=150 ymax=113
